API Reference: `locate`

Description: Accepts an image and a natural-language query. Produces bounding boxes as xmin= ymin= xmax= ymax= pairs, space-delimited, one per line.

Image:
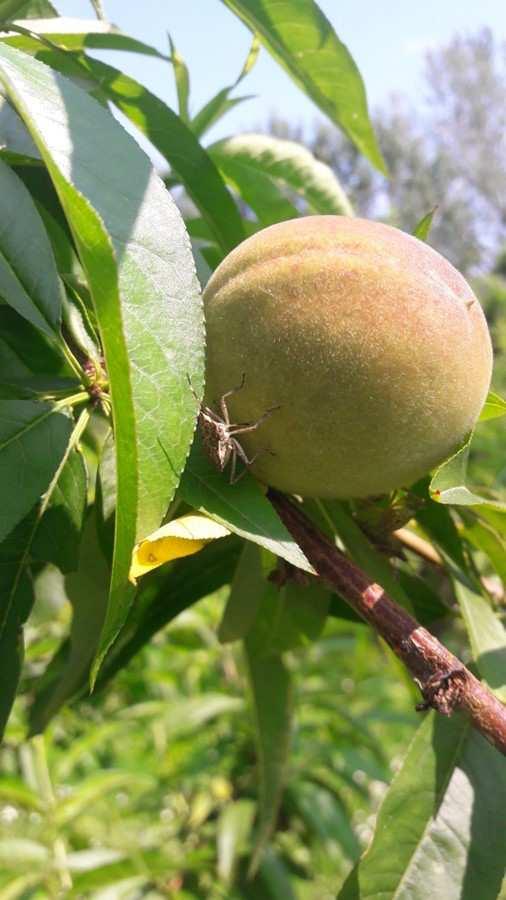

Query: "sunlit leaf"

xmin=221 ymin=0 xmax=385 ymax=172
xmin=244 ymin=632 xmax=292 ymax=874
xmin=430 ymin=432 xmax=506 ymax=512
xmin=191 ymin=35 xmax=259 ymax=139
xmin=179 ymin=434 xmax=312 ymax=572
xmin=479 ymin=389 xmax=506 ymax=422
xmin=413 ymin=206 xmax=437 ymax=241
xmin=338 ymin=714 xmax=506 ymax=900
xmin=168 ymin=33 xmax=190 ymax=123
xmin=130 ymin=513 xmax=230 ymax=582
xmin=0 ymin=43 xmax=205 ymax=677
xmin=217 ymin=799 xmax=256 ymax=884
xmin=55 ymin=53 xmax=245 ymax=255
xmin=210 ymin=133 xmax=353 ymax=219
xmin=316 ymin=500 xmax=414 ymax=613
xmin=2 ymin=18 xmax=165 ymax=57
xmin=218 ymin=540 xmax=264 ymax=644
xmin=453 ymin=578 xmax=506 ymax=700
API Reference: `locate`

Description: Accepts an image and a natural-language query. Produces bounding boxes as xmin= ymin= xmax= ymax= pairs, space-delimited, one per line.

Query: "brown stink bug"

xmin=188 ymin=374 xmax=279 ymax=484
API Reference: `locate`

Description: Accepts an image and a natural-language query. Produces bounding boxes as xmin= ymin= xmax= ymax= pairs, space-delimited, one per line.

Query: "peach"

xmin=203 ymin=216 xmax=493 ymax=498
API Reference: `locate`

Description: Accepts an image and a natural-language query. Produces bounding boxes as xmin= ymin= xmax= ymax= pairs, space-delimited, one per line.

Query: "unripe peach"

xmin=203 ymin=216 xmax=493 ymax=498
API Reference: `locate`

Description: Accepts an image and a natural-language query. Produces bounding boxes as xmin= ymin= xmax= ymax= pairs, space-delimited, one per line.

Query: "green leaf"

xmin=191 ymin=35 xmax=259 ymax=139
xmin=0 ymin=838 xmax=49 ymax=866
xmin=0 ymin=777 xmax=42 ymax=810
xmin=430 ymin=432 xmax=506 ymax=512
xmin=212 ymin=150 xmax=300 ymax=226
xmin=93 ymin=535 xmax=243 ymax=694
xmin=210 ymin=134 xmax=353 ymax=219
xmin=316 ymin=500 xmax=414 ymax=613
xmin=31 ymin=446 xmax=87 ymax=572
xmin=217 ymin=799 xmax=256 ymax=885
xmin=28 ymin=512 xmax=109 ymax=733
xmin=218 ymin=540 xmax=264 ymax=643
xmin=0 ymin=307 xmax=67 ymax=384
xmin=245 ymin=848 xmax=298 ymax=900
xmin=0 ymin=44 xmax=205 ymax=676
xmin=0 ymin=560 xmax=33 ymax=739
xmin=1 ymin=18 xmax=165 ymax=57
xmin=287 ymin=781 xmax=360 ymax=862
xmin=461 ymin=515 xmax=506 ymax=584
xmin=179 ymin=435 xmax=312 ymax=572
xmin=453 ymin=578 xmax=506 ymax=700
xmin=413 ymin=478 xmax=470 ymax=573
xmin=338 ymin=713 xmax=506 ymax=900
xmin=0 ymin=0 xmax=56 ymax=18
xmin=0 ymin=157 xmax=63 ymax=335
xmin=479 ymin=389 xmax=506 ymax=422
xmin=0 ymin=399 xmax=73 ymax=544
xmin=61 ymin=53 xmax=245 ymax=255
xmin=413 ymin=206 xmax=437 ymax=241
xmin=54 ymin=770 xmax=153 ymax=827
xmin=247 ymin=578 xmax=330 ymax=655
xmin=168 ymin=33 xmax=190 ymax=123
xmin=244 ymin=634 xmax=292 ymax=875
xmin=0 ymin=94 xmax=40 ymax=161
xmin=221 ymin=0 xmax=385 ymax=172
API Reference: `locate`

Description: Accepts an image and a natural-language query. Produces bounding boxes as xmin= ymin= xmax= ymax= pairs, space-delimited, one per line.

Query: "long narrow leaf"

xmin=221 ymin=0 xmax=385 ymax=172
xmin=0 ymin=44 xmax=205 ymax=678
xmin=338 ymin=713 xmax=506 ymax=900
xmin=210 ymin=133 xmax=353 ymax=217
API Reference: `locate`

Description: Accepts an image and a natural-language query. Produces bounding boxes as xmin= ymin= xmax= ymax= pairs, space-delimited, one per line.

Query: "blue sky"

xmin=53 ymin=1 xmax=506 ymax=162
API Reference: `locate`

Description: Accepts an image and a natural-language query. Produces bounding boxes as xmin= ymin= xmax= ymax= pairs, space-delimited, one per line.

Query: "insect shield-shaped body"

xmin=190 ymin=374 xmax=279 ymax=484
xmin=198 ymin=405 xmax=234 ymax=472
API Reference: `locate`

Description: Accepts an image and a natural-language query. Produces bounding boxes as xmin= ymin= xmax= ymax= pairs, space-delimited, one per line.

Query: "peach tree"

xmin=0 ymin=0 xmax=506 ymax=896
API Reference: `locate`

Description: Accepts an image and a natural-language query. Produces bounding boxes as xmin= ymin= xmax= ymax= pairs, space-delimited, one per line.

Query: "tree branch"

xmin=268 ymin=489 xmax=506 ymax=756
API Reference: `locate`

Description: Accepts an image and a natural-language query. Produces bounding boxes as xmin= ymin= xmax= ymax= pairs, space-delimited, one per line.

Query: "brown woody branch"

xmin=268 ymin=489 xmax=506 ymax=757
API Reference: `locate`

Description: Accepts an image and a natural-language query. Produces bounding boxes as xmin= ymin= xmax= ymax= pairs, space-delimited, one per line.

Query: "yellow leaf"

xmin=129 ymin=513 xmax=230 ymax=583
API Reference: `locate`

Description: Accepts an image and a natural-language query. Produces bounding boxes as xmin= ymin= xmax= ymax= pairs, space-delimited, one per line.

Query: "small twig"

xmin=268 ymin=489 xmax=506 ymax=756
xmin=394 ymin=527 xmax=443 ymax=566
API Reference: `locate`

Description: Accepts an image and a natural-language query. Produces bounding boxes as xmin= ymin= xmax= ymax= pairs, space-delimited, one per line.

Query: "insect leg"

xmin=219 ymin=373 xmax=246 ymax=425
xmin=229 ymin=405 xmax=281 ymax=436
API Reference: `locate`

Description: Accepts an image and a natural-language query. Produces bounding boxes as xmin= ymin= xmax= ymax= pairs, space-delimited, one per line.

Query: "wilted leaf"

xmin=130 ymin=513 xmax=230 ymax=582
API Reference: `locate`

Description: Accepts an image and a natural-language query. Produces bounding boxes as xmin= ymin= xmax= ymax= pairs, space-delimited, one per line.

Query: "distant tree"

xmin=269 ymin=28 xmax=506 ymax=274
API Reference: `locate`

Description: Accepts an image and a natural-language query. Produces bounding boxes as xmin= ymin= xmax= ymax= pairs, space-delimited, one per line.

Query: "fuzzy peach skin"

xmin=203 ymin=216 xmax=493 ymax=498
